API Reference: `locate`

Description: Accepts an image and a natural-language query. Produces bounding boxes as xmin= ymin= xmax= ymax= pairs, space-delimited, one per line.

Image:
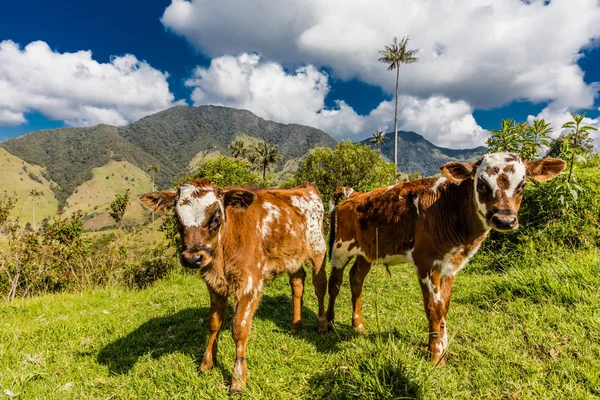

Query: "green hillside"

xmin=1 ymin=125 xmax=159 ymax=206
xmin=0 ymin=148 xmax=58 ymax=225
xmin=64 ymin=160 xmax=152 ymax=231
xmin=1 ymin=106 xmax=336 ymax=206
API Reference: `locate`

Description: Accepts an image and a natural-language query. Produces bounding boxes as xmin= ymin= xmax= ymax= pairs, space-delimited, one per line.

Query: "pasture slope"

xmin=1 ymin=248 xmax=599 ymax=399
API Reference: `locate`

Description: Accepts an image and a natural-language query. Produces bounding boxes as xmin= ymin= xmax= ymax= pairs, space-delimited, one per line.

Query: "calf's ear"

xmin=440 ymin=161 xmax=475 ymax=183
xmin=140 ymin=191 xmax=177 ymax=213
xmin=224 ymin=189 xmax=256 ymax=210
xmin=526 ymin=158 xmax=567 ymax=182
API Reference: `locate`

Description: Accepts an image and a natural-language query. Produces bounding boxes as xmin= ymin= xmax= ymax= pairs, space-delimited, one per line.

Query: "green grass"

xmin=1 ymin=249 xmax=599 ymax=399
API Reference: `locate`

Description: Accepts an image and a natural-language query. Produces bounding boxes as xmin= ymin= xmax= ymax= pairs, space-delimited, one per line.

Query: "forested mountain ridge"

xmin=360 ymin=130 xmax=487 ymax=176
xmin=1 ymin=105 xmax=337 ymax=205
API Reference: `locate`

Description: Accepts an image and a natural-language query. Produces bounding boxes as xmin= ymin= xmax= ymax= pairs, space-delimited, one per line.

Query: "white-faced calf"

xmin=327 ymin=153 xmax=566 ymax=364
xmin=141 ymin=179 xmax=327 ymax=392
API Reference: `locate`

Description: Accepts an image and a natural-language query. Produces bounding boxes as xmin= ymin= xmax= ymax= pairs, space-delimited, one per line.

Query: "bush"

xmin=186 ymin=156 xmax=260 ymax=188
xmin=473 ymin=164 xmax=600 ymax=272
xmin=287 ymin=141 xmax=396 ymax=209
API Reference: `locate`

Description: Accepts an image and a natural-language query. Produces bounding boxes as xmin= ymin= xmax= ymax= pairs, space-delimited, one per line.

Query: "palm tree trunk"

xmin=151 ymin=174 xmax=155 ymax=228
xmin=32 ymin=200 xmax=36 ymax=231
xmin=394 ymin=66 xmax=400 ymax=169
xmin=263 ymin=161 xmax=267 ymax=182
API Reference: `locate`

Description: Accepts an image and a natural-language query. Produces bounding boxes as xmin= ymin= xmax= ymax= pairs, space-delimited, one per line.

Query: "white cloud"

xmin=162 ymin=0 xmax=600 ymax=110
xmin=0 ymin=40 xmax=182 ymax=127
xmin=186 ymin=53 xmax=487 ymax=147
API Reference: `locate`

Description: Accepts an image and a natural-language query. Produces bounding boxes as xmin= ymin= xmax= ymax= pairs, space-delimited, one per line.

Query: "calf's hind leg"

xmin=349 ymin=255 xmax=372 ymax=333
xmin=200 ymin=287 xmax=227 ymax=372
xmin=309 ymin=253 xmax=328 ymax=332
xmin=288 ymin=267 xmax=306 ymax=334
xmin=326 ymin=251 xmax=351 ymax=326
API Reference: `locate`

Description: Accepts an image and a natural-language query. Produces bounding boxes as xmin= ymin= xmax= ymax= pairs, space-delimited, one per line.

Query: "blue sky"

xmin=1 ymin=0 xmax=599 ymax=148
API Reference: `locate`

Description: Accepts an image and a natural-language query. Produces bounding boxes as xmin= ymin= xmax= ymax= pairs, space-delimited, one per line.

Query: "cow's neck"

xmin=435 ymin=178 xmax=490 ymax=247
xmin=201 ymin=240 xmax=229 ymax=296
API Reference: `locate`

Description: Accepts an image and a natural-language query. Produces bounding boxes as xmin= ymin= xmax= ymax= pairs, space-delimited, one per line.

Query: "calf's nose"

xmin=491 ymin=214 xmax=518 ymax=229
xmin=183 ymin=254 xmax=203 ymax=265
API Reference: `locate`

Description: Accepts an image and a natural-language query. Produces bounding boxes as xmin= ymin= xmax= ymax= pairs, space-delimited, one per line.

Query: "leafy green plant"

xmin=486 ymin=118 xmax=552 ymax=159
xmin=0 ymin=191 xmax=17 ymax=228
xmin=288 ymin=141 xmax=396 ymax=209
xmin=247 ymin=140 xmax=283 ymax=183
xmin=369 ymin=129 xmax=388 ymax=153
xmin=109 ymin=189 xmax=131 ymax=230
xmin=193 ymin=156 xmax=260 ymax=188
xmin=560 ymin=112 xmax=597 ymax=184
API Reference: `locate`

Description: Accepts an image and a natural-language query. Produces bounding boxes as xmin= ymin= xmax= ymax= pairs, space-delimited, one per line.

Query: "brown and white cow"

xmin=140 ymin=179 xmax=327 ymax=392
xmin=327 ymin=153 xmax=566 ymax=364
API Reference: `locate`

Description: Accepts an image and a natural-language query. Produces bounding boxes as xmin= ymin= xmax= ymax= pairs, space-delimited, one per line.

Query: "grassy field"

xmin=1 ymin=247 xmax=599 ymax=399
xmin=0 ymin=148 xmax=58 ymax=224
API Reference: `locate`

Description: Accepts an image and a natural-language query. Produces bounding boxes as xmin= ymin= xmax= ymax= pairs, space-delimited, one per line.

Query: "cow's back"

xmin=223 ymin=183 xmax=325 ymax=277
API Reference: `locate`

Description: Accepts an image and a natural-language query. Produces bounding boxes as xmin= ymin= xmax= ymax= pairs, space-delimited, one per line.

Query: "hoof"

xmin=353 ymin=323 xmax=365 ymax=334
xmin=199 ymin=360 xmax=214 ymax=372
xmin=290 ymin=322 xmax=302 ymax=335
xmin=230 ymin=381 xmax=244 ymax=394
xmin=317 ymin=317 xmax=328 ymax=333
xmin=431 ymin=354 xmax=447 ymax=367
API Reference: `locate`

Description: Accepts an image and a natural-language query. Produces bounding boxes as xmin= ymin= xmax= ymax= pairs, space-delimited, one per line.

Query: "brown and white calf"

xmin=140 ymin=179 xmax=327 ymax=392
xmin=327 ymin=153 xmax=566 ymax=364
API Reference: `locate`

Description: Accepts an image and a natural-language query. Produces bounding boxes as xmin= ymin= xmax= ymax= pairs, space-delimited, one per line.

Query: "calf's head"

xmin=441 ymin=153 xmax=566 ymax=231
xmin=140 ymin=179 xmax=256 ymax=268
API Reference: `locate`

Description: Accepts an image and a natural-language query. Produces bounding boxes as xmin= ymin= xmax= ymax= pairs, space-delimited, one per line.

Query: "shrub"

xmin=189 ymin=156 xmax=260 ymax=188
xmin=287 ymin=141 xmax=396 ymax=209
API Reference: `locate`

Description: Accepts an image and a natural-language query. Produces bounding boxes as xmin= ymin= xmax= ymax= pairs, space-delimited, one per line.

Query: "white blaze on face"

xmin=474 ymin=152 xmax=527 ymax=218
xmin=175 ymin=184 xmax=222 ymax=228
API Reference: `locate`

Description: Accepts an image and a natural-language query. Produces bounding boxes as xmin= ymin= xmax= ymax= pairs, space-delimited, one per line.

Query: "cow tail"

xmin=328 ymin=205 xmax=337 ymax=260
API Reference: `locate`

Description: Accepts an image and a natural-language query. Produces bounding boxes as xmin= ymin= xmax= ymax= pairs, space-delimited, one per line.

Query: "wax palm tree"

xmin=28 ymin=189 xmax=42 ymax=231
xmin=378 ymin=36 xmax=419 ymax=168
xmin=248 ymin=141 xmax=283 ymax=183
xmin=146 ymin=163 xmax=160 ymax=226
xmin=369 ymin=129 xmax=388 ymax=153
xmin=229 ymin=140 xmax=247 ymax=159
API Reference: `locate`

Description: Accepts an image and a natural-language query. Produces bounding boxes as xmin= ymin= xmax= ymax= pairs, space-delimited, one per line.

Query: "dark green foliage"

xmin=247 ymin=140 xmax=283 ymax=182
xmin=27 ymin=172 xmax=43 ymax=184
xmin=109 ymin=189 xmax=131 ymax=229
xmin=360 ymin=130 xmax=486 ymax=176
xmin=125 ymin=249 xmax=177 ymax=289
xmin=486 ymin=118 xmax=552 ymax=160
xmin=0 ymin=191 xmax=17 ymax=227
xmin=289 ymin=141 xmax=396 ymax=208
xmin=193 ymin=156 xmax=260 ymax=188
xmin=1 ymin=106 xmax=336 ymax=206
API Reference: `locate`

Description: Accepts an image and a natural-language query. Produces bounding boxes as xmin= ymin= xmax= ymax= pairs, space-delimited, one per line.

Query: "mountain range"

xmin=0 ymin=105 xmax=485 ymax=229
xmin=359 ymin=131 xmax=487 ymax=177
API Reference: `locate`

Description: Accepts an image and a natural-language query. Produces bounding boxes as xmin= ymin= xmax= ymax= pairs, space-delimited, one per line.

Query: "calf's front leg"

xmin=418 ymin=268 xmax=455 ymax=365
xmin=230 ymin=289 xmax=261 ymax=393
xmin=200 ymin=287 xmax=227 ymax=372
